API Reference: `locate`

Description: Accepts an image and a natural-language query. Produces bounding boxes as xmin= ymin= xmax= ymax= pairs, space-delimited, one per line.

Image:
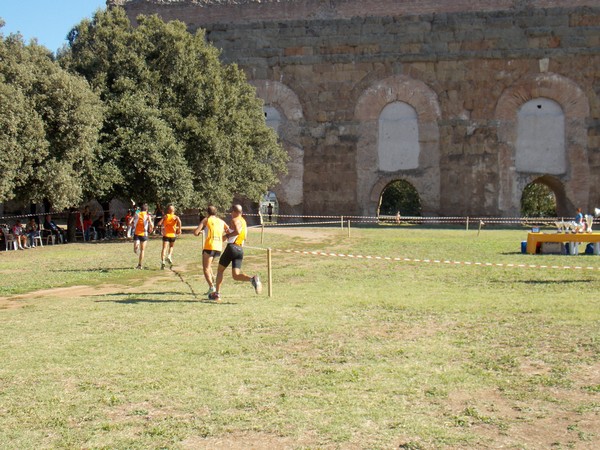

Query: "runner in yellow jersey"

xmin=194 ymin=205 xmax=229 ymax=295
xmin=128 ymin=203 xmax=153 ymax=269
xmin=157 ymin=204 xmax=182 ymax=270
xmin=209 ymin=204 xmax=262 ymax=302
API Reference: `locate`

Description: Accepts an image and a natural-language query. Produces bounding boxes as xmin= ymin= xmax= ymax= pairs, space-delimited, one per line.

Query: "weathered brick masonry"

xmin=116 ymin=0 xmax=600 ymax=217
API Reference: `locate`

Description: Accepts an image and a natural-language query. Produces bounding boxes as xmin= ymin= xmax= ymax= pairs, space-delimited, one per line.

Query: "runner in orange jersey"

xmin=129 ymin=203 xmax=153 ymax=269
xmin=157 ymin=204 xmax=182 ymax=270
xmin=194 ymin=205 xmax=229 ymax=295
xmin=209 ymin=204 xmax=262 ymax=302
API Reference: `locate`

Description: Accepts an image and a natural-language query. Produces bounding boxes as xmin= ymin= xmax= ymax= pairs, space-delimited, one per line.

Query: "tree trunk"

xmin=67 ymin=210 xmax=77 ymax=243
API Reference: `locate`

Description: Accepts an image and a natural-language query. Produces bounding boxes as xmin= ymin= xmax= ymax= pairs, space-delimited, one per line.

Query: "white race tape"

xmin=243 ymin=247 xmax=600 ymax=272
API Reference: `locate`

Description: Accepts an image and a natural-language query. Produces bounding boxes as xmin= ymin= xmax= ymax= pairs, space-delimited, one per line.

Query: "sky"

xmin=1 ymin=0 xmax=108 ymax=53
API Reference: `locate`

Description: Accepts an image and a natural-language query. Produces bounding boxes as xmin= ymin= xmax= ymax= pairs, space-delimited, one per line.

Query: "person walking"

xmin=129 ymin=203 xmax=153 ymax=269
xmin=157 ymin=204 xmax=182 ymax=269
xmin=209 ymin=204 xmax=262 ymax=302
xmin=194 ymin=205 xmax=229 ymax=295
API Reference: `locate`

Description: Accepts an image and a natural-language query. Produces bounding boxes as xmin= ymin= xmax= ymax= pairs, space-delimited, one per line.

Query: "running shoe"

xmin=208 ymin=291 xmax=221 ymax=302
xmin=205 ymin=286 xmax=216 ymax=296
xmin=160 ymin=261 xmax=165 ymax=270
xmin=166 ymin=255 xmax=173 ymax=268
xmin=135 ymin=265 xmax=142 ymax=270
xmin=251 ymin=275 xmax=262 ymax=294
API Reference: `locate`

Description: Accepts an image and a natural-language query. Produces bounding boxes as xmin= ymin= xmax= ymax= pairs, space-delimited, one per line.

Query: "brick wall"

xmin=120 ymin=0 xmax=600 ymax=216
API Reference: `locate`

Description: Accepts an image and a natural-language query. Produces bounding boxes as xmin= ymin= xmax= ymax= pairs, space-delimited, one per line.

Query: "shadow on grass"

xmin=94 ymin=298 xmax=237 ymax=305
xmin=52 ymin=267 xmax=132 ymax=273
xmin=95 ymin=291 xmax=188 ymax=297
xmin=493 ymin=279 xmax=596 ymax=285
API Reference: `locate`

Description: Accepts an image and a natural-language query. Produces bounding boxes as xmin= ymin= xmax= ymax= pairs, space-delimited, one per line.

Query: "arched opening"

xmin=251 ymin=80 xmax=305 ymax=215
xmin=263 ymin=106 xmax=282 ymax=135
xmin=521 ymin=180 xmax=557 ymax=217
xmin=516 ymin=98 xmax=566 ymax=175
xmin=378 ymin=101 xmax=420 ymax=171
xmin=378 ymin=180 xmax=422 ymax=216
xmin=259 ymin=191 xmax=279 ymax=223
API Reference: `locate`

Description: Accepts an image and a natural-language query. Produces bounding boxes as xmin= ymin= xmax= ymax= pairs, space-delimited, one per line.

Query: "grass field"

xmin=1 ymin=226 xmax=599 ymax=449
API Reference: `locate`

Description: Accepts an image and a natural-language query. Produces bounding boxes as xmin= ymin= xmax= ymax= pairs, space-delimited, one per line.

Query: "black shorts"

xmin=134 ymin=235 xmax=148 ymax=242
xmin=219 ymin=244 xmax=244 ymax=269
xmin=203 ymin=249 xmax=221 ymax=258
xmin=162 ymin=236 xmax=177 ymax=243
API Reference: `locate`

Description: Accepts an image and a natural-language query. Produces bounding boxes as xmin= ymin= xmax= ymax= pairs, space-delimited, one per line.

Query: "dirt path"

xmin=0 ymin=271 xmax=178 ymax=310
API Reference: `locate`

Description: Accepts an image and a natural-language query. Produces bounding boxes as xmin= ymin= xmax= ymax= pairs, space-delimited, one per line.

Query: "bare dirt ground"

xmin=252 ymin=225 xmax=340 ymax=244
xmin=0 ymin=273 xmax=174 ymax=310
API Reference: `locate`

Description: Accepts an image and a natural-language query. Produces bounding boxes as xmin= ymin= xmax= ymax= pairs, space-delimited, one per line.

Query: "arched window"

xmin=516 ymin=98 xmax=565 ymax=175
xmin=264 ymin=106 xmax=282 ymax=135
xmin=378 ymin=102 xmax=420 ymax=171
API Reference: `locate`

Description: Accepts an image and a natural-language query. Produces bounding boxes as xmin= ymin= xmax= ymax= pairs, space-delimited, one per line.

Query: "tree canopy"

xmin=0 ymin=25 xmax=103 ymax=210
xmin=60 ymin=7 xmax=287 ymax=210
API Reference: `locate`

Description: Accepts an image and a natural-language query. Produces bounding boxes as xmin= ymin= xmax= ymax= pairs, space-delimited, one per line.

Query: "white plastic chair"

xmin=32 ymin=230 xmax=43 ymax=248
xmin=1 ymin=227 xmax=18 ymax=251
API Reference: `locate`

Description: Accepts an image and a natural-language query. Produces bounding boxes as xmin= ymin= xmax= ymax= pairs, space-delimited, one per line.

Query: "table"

xmin=526 ymin=232 xmax=600 ymax=255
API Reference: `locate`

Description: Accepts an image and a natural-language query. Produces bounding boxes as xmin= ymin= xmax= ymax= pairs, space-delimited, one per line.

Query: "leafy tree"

xmin=61 ymin=8 xmax=287 ymax=209
xmin=0 ymin=79 xmax=46 ymax=203
xmin=379 ymin=180 xmax=422 ymax=216
xmin=0 ymin=27 xmax=103 ymax=210
xmin=521 ymin=182 xmax=556 ymax=217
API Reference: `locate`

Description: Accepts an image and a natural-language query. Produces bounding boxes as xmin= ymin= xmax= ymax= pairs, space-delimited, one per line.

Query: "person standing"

xmin=157 ymin=204 xmax=182 ymax=269
xmin=194 ymin=205 xmax=228 ymax=295
xmin=209 ymin=204 xmax=262 ymax=302
xmin=129 ymin=203 xmax=153 ymax=269
xmin=574 ymin=207 xmax=585 ymax=232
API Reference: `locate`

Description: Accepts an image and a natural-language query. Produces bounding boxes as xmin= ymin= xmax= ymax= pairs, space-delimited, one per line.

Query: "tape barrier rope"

xmin=1 ymin=208 xmax=569 ymax=226
xmin=247 ymin=212 xmax=564 ymax=225
xmin=243 ymin=246 xmax=600 ymax=272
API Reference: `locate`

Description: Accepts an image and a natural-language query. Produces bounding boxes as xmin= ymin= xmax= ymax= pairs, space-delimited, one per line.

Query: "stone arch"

xmin=374 ymin=177 xmax=422 ymax=216
xmin=250 ymin=80 xmax=304 ymax=214
xmin=520 ymin=174 xmax=570 ymax=217
xmin=496 ymin=73 xmax=590 ymax=216
xmin=355 ymin=74 xmax=441 ymax=216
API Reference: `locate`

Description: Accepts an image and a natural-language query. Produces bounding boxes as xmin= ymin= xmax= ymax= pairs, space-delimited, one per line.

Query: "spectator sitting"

xmin=92 ymin=216 xmax=106 ymax=240
xmin=25 ymin=218 xmax=41 ymax=248
xmin=12 ymin=220 xmax=29 ymax=249
xmin=43 ymin=215 xmax=65 ymax=243
xmin=107 ymin=214 xmax=118 ymax=239
xmin=119 ymin=216 xmax=127 ymax=238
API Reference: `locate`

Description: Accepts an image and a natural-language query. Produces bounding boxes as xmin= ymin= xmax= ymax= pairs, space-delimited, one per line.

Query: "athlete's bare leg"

xmin=138 ymin=240 xmax=147 ymax=267
xmin=215 ymin=264 xmax=226 ymax=293
xmin=161 ymin=241 xmax=169 ymax=263
xmin=232 ymin=268 xmax=252 ymax=282
xmin=202 ymin=252 xmax=216 ymax=288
